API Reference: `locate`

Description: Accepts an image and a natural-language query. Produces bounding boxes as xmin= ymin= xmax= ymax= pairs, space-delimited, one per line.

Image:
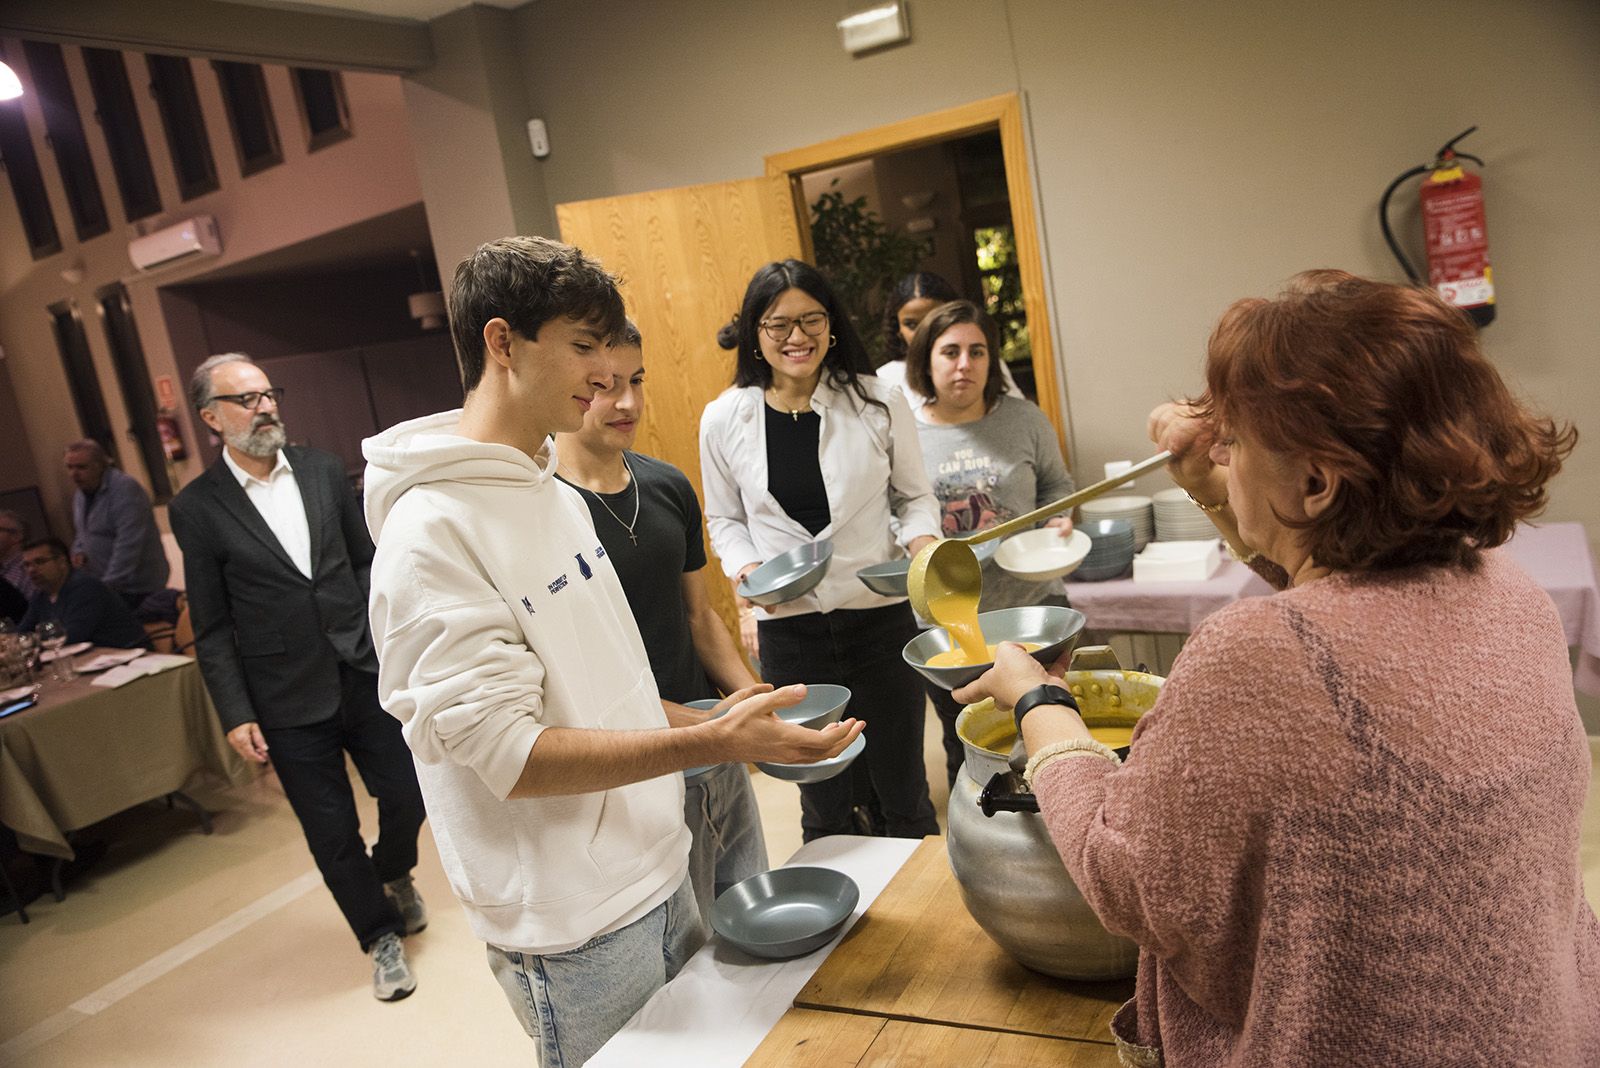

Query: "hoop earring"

xmin=829 ymin=335 xmax=838 ymax=346
xmin=754 ymin=348 xmax=765 ymax=362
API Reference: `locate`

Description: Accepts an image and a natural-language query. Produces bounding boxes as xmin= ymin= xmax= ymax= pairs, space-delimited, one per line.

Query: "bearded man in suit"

xmin=169 ymin=353 xmax=427 ymax=1001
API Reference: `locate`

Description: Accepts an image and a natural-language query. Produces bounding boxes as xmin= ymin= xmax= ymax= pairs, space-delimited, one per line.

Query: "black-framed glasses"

xmin=758 ymin=311 xmax=829 ymax=342
xmin=211 ymin=388 xmax=285 ymax=411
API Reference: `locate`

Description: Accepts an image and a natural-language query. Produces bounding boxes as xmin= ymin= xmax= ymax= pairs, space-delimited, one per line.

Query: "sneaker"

xmin=369 ymin=932 xmax=416 ymax=1002
xmin=384 ymin=876 xmax=428 ymax=935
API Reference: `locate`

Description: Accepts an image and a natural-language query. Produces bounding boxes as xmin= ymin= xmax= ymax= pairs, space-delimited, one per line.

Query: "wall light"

xmin=0 ymin=62 xmax=23 ymax=102
xmin=837 ymin=3 xmax=910 ymax=56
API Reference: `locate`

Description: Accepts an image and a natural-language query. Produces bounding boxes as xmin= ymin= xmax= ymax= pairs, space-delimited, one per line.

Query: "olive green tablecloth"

xmin=0 ymin=659 xmax=251 ymax=860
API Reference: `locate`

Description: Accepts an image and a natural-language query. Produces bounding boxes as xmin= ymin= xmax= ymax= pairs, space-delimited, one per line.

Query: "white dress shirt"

xmin=699 ymin=375 xmax=941 ymax=618
xmin=223 ymin=448 xmax=314 ymax=579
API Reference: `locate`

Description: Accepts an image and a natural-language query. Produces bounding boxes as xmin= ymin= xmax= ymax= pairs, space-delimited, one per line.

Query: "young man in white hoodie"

xmin=363 ymin=236 xmax=862 ymax=1066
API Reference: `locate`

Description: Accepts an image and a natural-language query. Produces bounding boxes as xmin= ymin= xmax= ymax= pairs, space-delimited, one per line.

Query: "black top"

xmin=764 ymin=406 xmax=831 ymax=537
xmin=558 ymin=452 xmax=715 ymax=704
xmin=20 ymin=570 xmax=150 ymax=649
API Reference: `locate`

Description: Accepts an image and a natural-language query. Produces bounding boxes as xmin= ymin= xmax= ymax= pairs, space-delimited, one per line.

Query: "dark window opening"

xmin=48 ymin=301 xmax=118 ymax=462
xmin=0 ymin=64 xmax=62 ymax=258
xmin=22 ymin=41 xmax=110 ymax=241
xmin=82 ymin=48 xmax=161 ymax=223
xmin=146 ymin=54 xmax=218 ymax=200
xmin=97 ymin=284 xmax=172 ymax=501
xmin=291 ymin=68 xmax=351 ymax=151
xmin=213 ymin=61 xmax=282 ymax=175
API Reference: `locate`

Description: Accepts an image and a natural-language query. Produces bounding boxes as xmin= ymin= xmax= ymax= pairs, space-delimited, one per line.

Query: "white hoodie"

xmin=363 ymin=410 xmax=689 ymax=954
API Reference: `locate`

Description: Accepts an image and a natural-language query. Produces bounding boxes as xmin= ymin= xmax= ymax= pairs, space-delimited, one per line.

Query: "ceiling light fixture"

xmin=837 ymin=3 xmax=910 ymax=56
xmin=0 ymin=62 xmax=23 ymax=102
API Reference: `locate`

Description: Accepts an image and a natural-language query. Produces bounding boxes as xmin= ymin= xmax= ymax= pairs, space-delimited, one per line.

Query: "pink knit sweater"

xmin=1035 ymin=549 xmax=1600 ymax=1066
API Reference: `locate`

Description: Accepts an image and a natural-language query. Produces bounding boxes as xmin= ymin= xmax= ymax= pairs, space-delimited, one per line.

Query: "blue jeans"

xmin=683 ymin=762 xmax=769 ymax=925
xmin=486 ymin=878 xmax=705 ymax=1066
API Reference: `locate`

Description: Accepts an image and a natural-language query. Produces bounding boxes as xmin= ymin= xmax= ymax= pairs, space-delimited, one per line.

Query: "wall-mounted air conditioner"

xmin=128 ymin=215 xmax=221 ymax=272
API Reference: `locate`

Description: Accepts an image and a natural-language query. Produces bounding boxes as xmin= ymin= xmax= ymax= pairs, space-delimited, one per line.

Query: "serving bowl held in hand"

xmin=755 ymin=732 xmax=866 ymax=784
xmin=856 ymin=538 xmax=999 ymax=597
xmin=711 ymin=866 xmax=860 ymax=959
xmin=994 ymin=527 xmax=1092 ymax=582
xmin=737 ymin=541 xmax=833 ymax=607
xmin=902 ymin=604 xmax=1086 ymax=691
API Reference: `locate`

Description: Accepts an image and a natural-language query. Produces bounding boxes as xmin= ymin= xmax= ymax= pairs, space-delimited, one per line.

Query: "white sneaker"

xmin=369 ymin=932 xmax=416 ymax=1001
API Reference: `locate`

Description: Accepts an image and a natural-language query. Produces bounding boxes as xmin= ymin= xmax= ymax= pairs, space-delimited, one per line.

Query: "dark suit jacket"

xmin=168 ymin=446 xmax=378 ymax=733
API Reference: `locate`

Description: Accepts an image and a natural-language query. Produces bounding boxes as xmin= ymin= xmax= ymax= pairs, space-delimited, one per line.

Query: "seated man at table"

xmin=18 ymin=538 xmax=149 ymax=649
xmin=64 ymin=440 xmax=170 ymax=610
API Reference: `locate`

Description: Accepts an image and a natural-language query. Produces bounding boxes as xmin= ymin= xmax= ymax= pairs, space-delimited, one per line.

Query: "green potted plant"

xmin=809 ymin=181 xmax=930 ymax=367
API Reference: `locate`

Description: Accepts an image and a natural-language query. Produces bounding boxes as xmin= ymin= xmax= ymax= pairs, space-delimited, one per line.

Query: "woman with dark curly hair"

xmin=956 ymin=270 xmax=1597 ymax=1066
xmin=701 ymin=260 xmax=942 ymax=841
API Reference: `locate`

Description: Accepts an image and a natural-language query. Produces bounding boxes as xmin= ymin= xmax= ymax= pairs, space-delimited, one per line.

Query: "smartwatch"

xmin=1013 ymin=683 xmax=1078 ymax=737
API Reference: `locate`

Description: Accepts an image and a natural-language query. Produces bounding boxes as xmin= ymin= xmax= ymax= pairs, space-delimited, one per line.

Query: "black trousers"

xmin=260 ymin=665 xmax=426 ymax=951
xmin=758 ymin=603 xmax=939 ymax=842
xmin=926 ymin=683 xmax=967 ymax=791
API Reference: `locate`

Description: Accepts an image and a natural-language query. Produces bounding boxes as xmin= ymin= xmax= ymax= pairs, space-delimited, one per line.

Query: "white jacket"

xmin=363 ymin=411 xmax=689 ymax=954
xmin=698 ymin=375 xmax=941 ymax=618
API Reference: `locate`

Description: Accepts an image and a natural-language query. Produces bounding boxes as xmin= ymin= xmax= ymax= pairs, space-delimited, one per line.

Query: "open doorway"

xmin=798 ymin=129 xmax=1036 ymax=397
xmin=765 ymin=93 xmax=1067 ymax=460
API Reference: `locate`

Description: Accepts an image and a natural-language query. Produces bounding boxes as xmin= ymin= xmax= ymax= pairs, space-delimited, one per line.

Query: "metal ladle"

xmin=907 ymin=450 xmax=1174 ymax=620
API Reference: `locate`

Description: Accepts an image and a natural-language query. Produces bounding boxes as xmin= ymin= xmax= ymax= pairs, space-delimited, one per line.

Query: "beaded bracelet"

xmin=1023 ymin=737 xmax=1121 ymax=788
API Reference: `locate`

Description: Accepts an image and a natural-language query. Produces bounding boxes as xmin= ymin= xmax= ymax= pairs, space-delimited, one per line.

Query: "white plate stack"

xmin=1152 ymin=487 xmax=1218 ymax=542
xmin=1079 ymin=495 xmax=1154 ymax=550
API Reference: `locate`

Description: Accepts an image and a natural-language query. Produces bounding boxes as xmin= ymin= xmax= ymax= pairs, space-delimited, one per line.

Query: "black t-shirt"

xmin=764 ymin=406 xmax=831 ymax=537
xmin=557 ymin=452 xmax=715 ymax=704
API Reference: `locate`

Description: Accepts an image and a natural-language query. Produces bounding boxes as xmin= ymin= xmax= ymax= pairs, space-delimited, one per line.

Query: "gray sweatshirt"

xmin=914 ymin=395 xmax=1075 ymax=611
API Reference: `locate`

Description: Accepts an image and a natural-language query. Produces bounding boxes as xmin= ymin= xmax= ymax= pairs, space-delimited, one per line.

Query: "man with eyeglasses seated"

xmin=63 ymin=440 xmax=169 ymax=611
xmin=17 ymin=537 xmax=149 ymax=649
xmin=168 ymin=353 xmax=428 ymax=1003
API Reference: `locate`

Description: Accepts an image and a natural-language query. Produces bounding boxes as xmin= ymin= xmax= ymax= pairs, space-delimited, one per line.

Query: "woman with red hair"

xmin=957 ymin=271 xmax=1597 ymax=1065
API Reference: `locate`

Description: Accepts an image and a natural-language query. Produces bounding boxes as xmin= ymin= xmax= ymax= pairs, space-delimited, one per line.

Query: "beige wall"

xmin=510 ymin=0 xmax=1600 ymax=544
xmin=0 ymin=47 xmax=422 ymax=536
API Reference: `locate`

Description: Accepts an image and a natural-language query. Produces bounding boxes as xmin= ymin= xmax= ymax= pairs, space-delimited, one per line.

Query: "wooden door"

xmin=557 ymin=176 xmax=805 ymax=642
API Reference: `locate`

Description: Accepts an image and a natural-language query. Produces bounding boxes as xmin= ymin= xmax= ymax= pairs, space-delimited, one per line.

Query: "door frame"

xmin=764 ymin=92 xmax=1068 ymax=461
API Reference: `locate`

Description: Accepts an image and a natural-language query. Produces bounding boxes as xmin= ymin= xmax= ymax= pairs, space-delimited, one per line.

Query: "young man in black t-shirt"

xmin=555 ymin=322 xmax=769 ymax=918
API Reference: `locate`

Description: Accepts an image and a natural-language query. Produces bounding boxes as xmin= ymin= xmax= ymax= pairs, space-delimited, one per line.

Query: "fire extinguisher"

xmin=156 ymin=412 xmax=188 ymax=462
xmin=1379 ymin=126 xmax=1495 ymax=327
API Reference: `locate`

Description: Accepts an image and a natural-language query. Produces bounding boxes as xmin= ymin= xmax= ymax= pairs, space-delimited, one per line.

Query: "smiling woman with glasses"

xmin=698 ymin=259 xmax=944 ymax=843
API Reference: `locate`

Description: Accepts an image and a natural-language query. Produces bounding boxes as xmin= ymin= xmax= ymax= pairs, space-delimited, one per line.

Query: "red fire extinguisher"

xmin=1379 ymin=127 xmax=1495 ymax=327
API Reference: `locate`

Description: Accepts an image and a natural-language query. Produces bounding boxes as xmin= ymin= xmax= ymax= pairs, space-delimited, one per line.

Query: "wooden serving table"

xmin=746 ymin=838 xmax=1130 ymax=1067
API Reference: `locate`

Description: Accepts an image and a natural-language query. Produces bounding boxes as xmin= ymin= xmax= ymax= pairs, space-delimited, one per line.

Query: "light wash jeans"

xmin=486 ymin=878 xmax=704 ymax=1067
xmin=683 ymin=762 xmax=769 ymax=925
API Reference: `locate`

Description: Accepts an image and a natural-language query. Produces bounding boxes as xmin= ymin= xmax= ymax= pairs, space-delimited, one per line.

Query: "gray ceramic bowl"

xmin=710 ymin=866 xmax=860 ymax=959
xmin=738 ymin=541 xmax=833 ymax=607
xmin=855 ymin=538 xmax=999 ymax=596
xmin=902 ymin=604 xmax=1087 ymax=691
xmin=777 ymin=683 xmax=851 ymax=730
xmin=756 ymin=732 xmax=866 ymax=784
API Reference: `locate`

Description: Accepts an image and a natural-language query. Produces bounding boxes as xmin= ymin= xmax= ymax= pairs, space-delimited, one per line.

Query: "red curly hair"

xmin=1195 ymin=270 xmax=1576 ymax=571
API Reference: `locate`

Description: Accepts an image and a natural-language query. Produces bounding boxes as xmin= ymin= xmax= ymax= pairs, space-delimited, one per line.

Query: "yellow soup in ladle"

xmin=921 ymin=573 xmax=1041 ymax=667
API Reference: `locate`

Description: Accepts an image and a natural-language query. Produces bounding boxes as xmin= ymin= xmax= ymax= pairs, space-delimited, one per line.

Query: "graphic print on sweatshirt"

xmin=934 ymin=446 xmax=1012 ymax=537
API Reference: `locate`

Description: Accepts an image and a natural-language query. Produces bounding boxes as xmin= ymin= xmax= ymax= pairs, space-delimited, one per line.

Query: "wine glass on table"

xmin=37 ymin=620 xmax=69 ymax=683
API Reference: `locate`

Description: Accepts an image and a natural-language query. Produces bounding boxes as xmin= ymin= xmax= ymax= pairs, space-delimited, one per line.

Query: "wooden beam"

xmin=0 ymin=0 xmax=433 ymax=74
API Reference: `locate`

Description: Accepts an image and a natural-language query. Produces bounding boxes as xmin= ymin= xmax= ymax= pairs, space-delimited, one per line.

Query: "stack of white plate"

xmin=1152 ymin=487 xmax=1218 ymax=542
xmin=1079 ymin=495 xmax=1154 ymax=550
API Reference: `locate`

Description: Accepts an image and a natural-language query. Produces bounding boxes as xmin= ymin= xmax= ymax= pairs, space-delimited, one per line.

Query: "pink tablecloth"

xmin=1065 ymin=521 xmax=1600 ymax=696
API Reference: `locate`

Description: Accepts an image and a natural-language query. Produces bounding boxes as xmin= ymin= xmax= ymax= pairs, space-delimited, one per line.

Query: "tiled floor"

xmin=1 ymin=716 xmax=1595 ymax=1067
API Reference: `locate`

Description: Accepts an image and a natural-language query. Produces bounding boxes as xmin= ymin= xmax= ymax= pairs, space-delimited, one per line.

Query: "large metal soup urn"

xmin=945 ymin=646 xmax=1164 ymax=981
